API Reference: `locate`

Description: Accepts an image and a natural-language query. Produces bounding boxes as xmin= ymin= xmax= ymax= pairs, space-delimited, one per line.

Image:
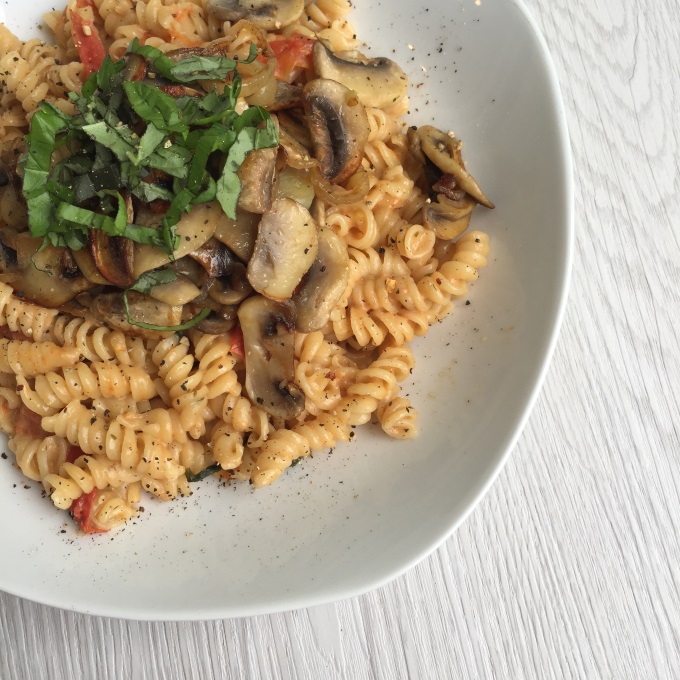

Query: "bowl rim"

xmin=0 ymin=0 xmax=573 ymax=620
xmin=207 ymin=0 xmax=575 ymax=622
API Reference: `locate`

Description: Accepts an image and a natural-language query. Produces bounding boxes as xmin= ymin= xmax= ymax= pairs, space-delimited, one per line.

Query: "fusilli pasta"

xmin=0 ymin=0 xmax=493 ymax=535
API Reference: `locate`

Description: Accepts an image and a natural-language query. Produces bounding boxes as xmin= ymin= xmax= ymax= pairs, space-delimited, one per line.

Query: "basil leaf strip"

xmin=185 ymin=463 xmax=222 ymax=483
xmin=122 ymin=292 xmax=211 ymax=332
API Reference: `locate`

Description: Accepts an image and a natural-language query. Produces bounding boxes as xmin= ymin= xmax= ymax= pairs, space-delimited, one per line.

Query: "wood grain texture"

xmin=2 ymin=0 xmax=679 ymax=677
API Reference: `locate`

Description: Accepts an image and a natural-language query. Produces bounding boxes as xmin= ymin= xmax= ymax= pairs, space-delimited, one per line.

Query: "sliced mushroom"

xmin=0 ymin=232 xmax=17 ymax=271
xmin=0 ymin=161 xmax=10 ymax=188
xmin=238 ymin=146 xmax=277 ymax=214
xmin=414 ymin=126 xmax=494 ymax=209
xmin=303 ymin=78 xmax=369 ymax=185
xmin=0 ymin=231 xmax=93 ymax=307
xmin=423 ymin=194 xmax=476 ymax=240
xmin=187 ymin=238 xmax=236 ymax=278
xmin=122 ymin=52 xmax=147 ymax=82
xmin=205 ymin=262 xmax=253 ymax=305
xmin=292 ymin=227 xmax=349 ymax=332
xmin=89 ymin=231 xmax=136 ymax=288
xmin=90 ymin=291 xmax=182 ymax=339
xmin=195 ymin=309 xmax=238 ymax=335
xmin=313 ymin=42 xmax=408 ymax=110
xmin=70 ymin=248 xmax=109 ymax=285
xmin=146 ymin=274 xmax=202 ymax=306
xmin=237 ymin=295 xmax=304 ymax=419
xmin=204 ymin=0 xmax=304 ymax=30
xmin=247 ymin=198 xmax=318 ymax=300
xmin=213 ymin=208 xmax=261 ymax=262
xmin=170 ymin=255 xmax=209 ymax=288
xmin=182 ymin=299 xmax=238 ymax=335
xmin=133 ymin=201 xmax=221 ymax=278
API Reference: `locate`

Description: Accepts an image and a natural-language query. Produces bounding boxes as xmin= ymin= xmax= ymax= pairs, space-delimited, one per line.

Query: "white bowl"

xmin=0 ymin=0 xmax=572 ymax=619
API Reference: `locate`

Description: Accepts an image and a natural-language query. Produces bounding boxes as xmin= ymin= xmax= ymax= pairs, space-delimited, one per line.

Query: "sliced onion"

xmin=311 ymin=166 xmax=370 ymax=205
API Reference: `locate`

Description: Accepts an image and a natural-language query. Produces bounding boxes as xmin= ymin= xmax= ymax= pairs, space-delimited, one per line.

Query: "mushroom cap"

xmin=213 ymin=208 xmax=261 ymax=262
xmin=133 ymin=201 xmax=221 ymax=278
xmin=0 ymin=231 xmax=93 ymax=307
xmin=237 ymin=146 xmax=278 ymax=214
xmin=237 ymin=295 xmax=304 ymax=419
xmin=303 ymin=78 xmax=369 ymax=185
xmin=204 ymin=0 xmax=304 ymax=29
xmin=90 ymin=291 xmax=183 ymax=339
xmin=292 ymin=227 xmax=349 ymax=332
xmin=423 ymin=194 xmax=476 ymax=240
xmin=312 ymin=41 xmax=408 ymax=110
xmin=415 ymin=126 xmax=494 ymax=209
xmin=247 ymin=197 xmax=319 ymax=300
xmin=89 ymin=231 xmax=136 ymax=288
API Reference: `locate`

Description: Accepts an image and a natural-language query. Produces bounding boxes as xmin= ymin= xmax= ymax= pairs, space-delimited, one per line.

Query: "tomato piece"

xmin=70 ymin=9 xmax=106 ymax=77
xmin=70 ymin=489 xmax=108 ymax=534
xmin=14 ymin=405 xmax=47 ymax=438
xmin=66 ymin=446 xmax=85 ymax=464
xmin=269 ymin=37 xmax=316 ymax=82
xmin=229 ymin=325 xmax=244 ymax=358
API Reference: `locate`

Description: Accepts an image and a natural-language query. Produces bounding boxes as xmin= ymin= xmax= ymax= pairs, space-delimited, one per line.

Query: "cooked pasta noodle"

xmin=0 ymin=0 xmax=493 ymax=533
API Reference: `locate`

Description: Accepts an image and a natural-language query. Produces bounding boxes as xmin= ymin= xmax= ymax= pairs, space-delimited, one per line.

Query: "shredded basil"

xmin=122 ymin=268 xmax=211 ymax=331
xmin=22 ymin=42 xmax=278 ymax=258
xmin=186 ymin=463 xmax=222 ymax=483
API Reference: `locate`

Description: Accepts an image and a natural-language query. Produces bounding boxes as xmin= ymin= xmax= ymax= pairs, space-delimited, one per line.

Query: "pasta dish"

xmin=0 ymin=0 xmax=493 ymax=533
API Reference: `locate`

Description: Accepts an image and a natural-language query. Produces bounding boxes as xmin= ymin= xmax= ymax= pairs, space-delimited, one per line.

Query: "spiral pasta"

xmin=0 ymin=282 xmax=59 ymax=341
xmin=0 ymin=339 xmax=81 ymax=376
xmin=0 ymin=0 xmax=493 ymax=533
xmin=152 ymin=335 xmax=208 ymax=438
xmin=44 ymin=454 xmax=141 ymax=509
xmin=376 ymin=396 xmax=418 ymax=440
xmin=9 ymin=434 xmax=69 ymax=482
xmin=16 ymin=362 xmax=157 ymax=416
xmin=47 ymin=315 xmax=148 ymax=366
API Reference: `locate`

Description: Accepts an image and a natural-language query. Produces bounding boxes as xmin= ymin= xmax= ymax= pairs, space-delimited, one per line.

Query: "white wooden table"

xmin=2 ymin=0 xmax=679 ymax=677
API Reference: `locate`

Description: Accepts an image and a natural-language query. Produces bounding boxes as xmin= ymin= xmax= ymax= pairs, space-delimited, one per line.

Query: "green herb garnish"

xmin=22 ymin=41 xmax=278 ymax=258
xmin=123 ymin=268 xmax=211 ymax=332
xmin=186 ymin=463 xmax=222 ymax=483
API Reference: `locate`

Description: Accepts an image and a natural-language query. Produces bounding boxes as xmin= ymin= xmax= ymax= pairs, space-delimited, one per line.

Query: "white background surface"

xmin=1 ymin=0 xmax=679 ymax=677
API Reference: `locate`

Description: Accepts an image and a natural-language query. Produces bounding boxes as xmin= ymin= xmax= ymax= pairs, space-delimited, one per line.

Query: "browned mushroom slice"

xmin=70 ymin=248 xmax=108 ymax=285
xmin=238 ymin=146 xmax=277 ymax=214
xmin=213 ymin=209 xmax=261 ymax=262
xmin=0 ymin=231 xmax=93 ymax=307
xmin=89 ymin=231 xmax=136 ymax=288
xmin=414 ymin=126 xmax=494 ymax=209
xmin=133 ymin=201 xmax=221 ymax=278
xmin=312 ymin=42 xmax=408 ymax=110
xmin=90 ymin=291 xmax=183 ymax=339
xmin=292 ymin=227 xmax=349 ymax=332
xmin=187 ymin=239 xmax=253 ymax=304
xmin=277 ymin=110 xmax=314 ymax=153
xmin=205 ymin=262 xmax=253 ymax=305
xmin=237 ymin=295 xmax=304 ymax=418
xmin=303 ymin=78 xmax=369 ymax=185
xmin=424 ymin=194 xmax=477 ymax=240
xmin=247 ymin=198 xmax=318 ymax=300
xmin=195 ymin=308 xmax=238 ymax=335
xmin=204 ymin=0 xmax=304 ymax=29
xmin=122 ymin=52 xmax=147 ymax=82
xmin=187 ymin=238 xmax=236 ymax=278
xmin=0 ymin=160 xmax=10 ymax=188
